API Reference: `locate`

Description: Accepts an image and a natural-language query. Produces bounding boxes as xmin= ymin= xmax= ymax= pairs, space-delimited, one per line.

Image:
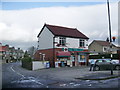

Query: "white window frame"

xmin=79 ymin=39 xmax=85 ymax=47
xmin=59 ymin=37 xmax=66 ymax=46
xmin=103 ymin=46 xmax=109 ymax=52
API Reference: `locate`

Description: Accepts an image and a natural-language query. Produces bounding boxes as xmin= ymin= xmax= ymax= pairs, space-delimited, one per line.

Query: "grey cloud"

xmin=0 ymin=2 xmax=118 ymax=50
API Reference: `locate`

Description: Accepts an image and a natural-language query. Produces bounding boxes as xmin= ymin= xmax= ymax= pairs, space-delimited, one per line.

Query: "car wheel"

xmin=95 ymin=66 xmax=100 ymax=71
xmin=115 ymin=66 xmax=120 ymax=70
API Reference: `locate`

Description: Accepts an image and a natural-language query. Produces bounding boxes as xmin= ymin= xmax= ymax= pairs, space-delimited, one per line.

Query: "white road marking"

xmin=10 ymin=66 xmax=15 ymax=72
xmin=10 ymin=65 xmax=44 ymax=86
xmin=10 ymin=65 xmax=25 ymax=78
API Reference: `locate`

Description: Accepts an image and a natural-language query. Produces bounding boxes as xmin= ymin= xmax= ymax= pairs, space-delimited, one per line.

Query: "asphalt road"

xmin=2 ymin=61 xmax=120 ymax=89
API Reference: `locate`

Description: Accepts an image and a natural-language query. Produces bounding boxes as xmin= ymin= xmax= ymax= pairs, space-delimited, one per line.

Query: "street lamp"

xmin=107 ymin=0 xmax=113 ymax=75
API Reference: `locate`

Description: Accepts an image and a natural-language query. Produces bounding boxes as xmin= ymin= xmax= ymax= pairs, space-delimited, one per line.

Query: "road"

xmin=2 ymin=61 xmax=120 ymax=89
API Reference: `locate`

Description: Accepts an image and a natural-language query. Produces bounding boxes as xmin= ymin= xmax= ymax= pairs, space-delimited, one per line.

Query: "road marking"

xmin=10 ymin=66 xmax=15 ymax=72
xmin=10 ymin=65 xmax=44 ymax=86
xmin=10 ymin=65 xmax=25 ymax=78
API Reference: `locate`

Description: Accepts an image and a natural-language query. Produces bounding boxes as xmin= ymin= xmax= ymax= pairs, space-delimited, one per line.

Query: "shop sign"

xmin=62 ymin=48 xmax=83 ymax=51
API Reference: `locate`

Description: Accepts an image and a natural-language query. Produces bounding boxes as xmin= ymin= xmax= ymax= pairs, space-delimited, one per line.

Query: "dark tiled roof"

xmin=38 ymin=24 xmax=89 ymax=39
xmin=94 ymin=40 xmax=116 ymax=46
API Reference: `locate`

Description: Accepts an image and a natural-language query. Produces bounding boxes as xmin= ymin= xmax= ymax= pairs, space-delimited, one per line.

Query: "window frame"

xmin=79 ymin=39 xmax=85 ymax=47
xmin=59 ymin=37 xmax=66 ymax=46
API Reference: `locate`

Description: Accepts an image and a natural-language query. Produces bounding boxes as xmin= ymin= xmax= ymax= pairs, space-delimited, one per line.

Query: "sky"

xmin=0 ymin=1 xmax=119 ymax=50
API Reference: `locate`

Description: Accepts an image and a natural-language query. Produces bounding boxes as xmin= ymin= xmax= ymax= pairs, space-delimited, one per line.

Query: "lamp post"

xmin=107 ymin=0 xmax=112 ymax=42
xmin=107 ymin=0 xmax=113 ymax=75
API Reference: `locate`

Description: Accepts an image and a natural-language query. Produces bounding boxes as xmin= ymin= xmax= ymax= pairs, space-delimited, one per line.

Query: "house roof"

xmin=38 ymin=24 xmax=89 ymax=39
xmin=0 ymin=46 xmax=8 ymax=52
xmin=117 ymin=46 xmax=120 ymax=50
xmin=93 ymin=40 xmax=116 ymax=47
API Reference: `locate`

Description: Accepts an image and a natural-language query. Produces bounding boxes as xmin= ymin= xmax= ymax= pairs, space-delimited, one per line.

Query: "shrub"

xmin=21 ymin=51 xmax=33 ymax=70
xmin=22 ymin=57 xmax=32 ymax=62
xmin=89 ymin=54 xmax=119 ymax=59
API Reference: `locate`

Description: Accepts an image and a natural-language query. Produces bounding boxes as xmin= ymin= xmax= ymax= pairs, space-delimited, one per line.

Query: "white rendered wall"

xmin=32 ymin=61 xmax=44 ymax=70
xmin=55 ymin=37 xmax=88 ymax=49
xmin=66 ymin=38 xmax=79 ymax=48
xmin=38 ymin=27 xmax=54 ymax=50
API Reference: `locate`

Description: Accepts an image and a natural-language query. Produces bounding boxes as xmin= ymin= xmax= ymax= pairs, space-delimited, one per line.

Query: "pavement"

xmin=75 ymin=71 xmax=120 ymax=80
xmin=45 ymin=66 xmax=119 ymax=81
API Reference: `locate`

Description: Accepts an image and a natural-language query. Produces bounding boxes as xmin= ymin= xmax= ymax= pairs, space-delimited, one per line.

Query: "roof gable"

xmin=38 ymin=24 xmax=89 ymax=39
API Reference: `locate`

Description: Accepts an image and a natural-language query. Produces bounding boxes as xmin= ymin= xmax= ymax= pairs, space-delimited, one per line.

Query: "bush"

xmin=21 ymin=51 xmax=33 ymax=70
xmin=22 ymin=57 xmax=32 ymax=62
xmin=22 ymin=51 xmax=33 ymax=62
xmin=89 ymin=54 xmax=119 ymax=59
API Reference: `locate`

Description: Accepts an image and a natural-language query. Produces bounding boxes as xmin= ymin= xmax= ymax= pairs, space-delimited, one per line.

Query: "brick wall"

xmin=34 ymin=48 xmax=62 ymax=67
xmin=34 ymin=48 xmax=89 ymax=67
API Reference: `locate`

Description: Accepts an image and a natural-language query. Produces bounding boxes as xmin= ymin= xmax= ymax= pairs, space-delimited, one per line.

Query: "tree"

xmin=27 ymin=46 xmax=37 ymax=59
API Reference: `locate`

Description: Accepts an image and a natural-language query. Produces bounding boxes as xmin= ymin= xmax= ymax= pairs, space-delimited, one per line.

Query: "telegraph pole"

xmin=107 ymin=0 xmax=113 ymax=75
xmin=107 ymin=0 xmax=112 ymax=42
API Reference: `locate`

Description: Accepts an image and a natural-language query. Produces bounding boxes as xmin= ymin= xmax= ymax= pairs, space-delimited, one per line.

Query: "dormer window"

xmin=59 ymin=37 xmax=66 ymax=46
xmin=79 ymin=39 xmax=85 ymax=47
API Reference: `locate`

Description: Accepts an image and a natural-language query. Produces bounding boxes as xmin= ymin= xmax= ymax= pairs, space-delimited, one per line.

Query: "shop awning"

xmin=57 ymin=51 xmax=71 ymax=57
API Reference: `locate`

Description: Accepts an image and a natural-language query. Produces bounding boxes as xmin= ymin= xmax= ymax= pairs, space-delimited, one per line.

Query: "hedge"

xmin=89 ymin=54 xmax=119 ymax=59
xmin=21 ymin=53 xmax=33 ymax=70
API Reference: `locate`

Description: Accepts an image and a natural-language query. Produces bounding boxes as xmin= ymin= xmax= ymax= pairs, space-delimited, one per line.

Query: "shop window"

xmin=78 ymin=55 xmax=86 ymax=62
xmin=59 ymin=37 xmax=66 ymax=46
xmin=80 ymin=55 xmax=85 ymax=59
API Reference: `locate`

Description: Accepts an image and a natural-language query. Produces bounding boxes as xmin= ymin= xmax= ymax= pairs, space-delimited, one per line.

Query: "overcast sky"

xmin=0 ymin=1 xmax=118 ymax=50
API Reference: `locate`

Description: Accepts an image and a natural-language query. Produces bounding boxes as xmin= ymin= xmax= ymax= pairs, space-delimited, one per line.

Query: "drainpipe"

xmin=52 ymin=36 xmax=55 ymax=68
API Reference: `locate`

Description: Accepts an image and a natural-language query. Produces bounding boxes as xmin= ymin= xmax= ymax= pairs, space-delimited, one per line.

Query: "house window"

xmin=103 ymin=47 xmax=109 ymax=52
xmin=79 ymin=39 xmax=85 ymax=47
xmin=37 ymin=45 xmax=39 ymax=48
xmin=59 ymin=37 xmax=66 ymax=46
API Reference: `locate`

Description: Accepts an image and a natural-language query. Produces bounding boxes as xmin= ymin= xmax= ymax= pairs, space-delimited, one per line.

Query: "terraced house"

xmin=0 ymin=43 xmax=24 ymax=63
xmin=34 ymin=24 xmax=89 ymax=67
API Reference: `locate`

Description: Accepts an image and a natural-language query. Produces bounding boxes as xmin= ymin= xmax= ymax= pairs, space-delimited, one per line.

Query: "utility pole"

xmin=107 ymin=0 xmax=112 ymax=42
xmin=107 ymin=0 xmax=113 ymax=75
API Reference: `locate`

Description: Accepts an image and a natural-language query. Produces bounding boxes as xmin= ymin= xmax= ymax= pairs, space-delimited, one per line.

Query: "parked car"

xmin=111 ymin=60 xmax=119 ymax=64
xmin=94 ymin=59 xmax=120 ymax=71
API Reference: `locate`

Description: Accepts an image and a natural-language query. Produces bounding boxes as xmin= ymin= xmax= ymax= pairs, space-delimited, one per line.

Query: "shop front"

xmin=78 ymin=53 xmax=87 ymax=65
xmin=56 ymin=51 xmax=71 ymax=67
xmin=56 ymin=49 xmax=89 ymax=67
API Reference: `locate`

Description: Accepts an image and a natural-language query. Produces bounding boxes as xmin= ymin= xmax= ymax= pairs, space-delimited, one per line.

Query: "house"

xmin=0 ymin=44 xmax=10 ymax=63
xmin=34 ymin=24 xmax=89 ymax=67
xmin=10 ymin=47 xmax=24 ymax=61
xmin=16 ymin=48 xmax=24 ymax=60
xmin=88 ymin=40 xmax=118 ymax=54
xmin=0 ymin=43 xmax=24 ymax=63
